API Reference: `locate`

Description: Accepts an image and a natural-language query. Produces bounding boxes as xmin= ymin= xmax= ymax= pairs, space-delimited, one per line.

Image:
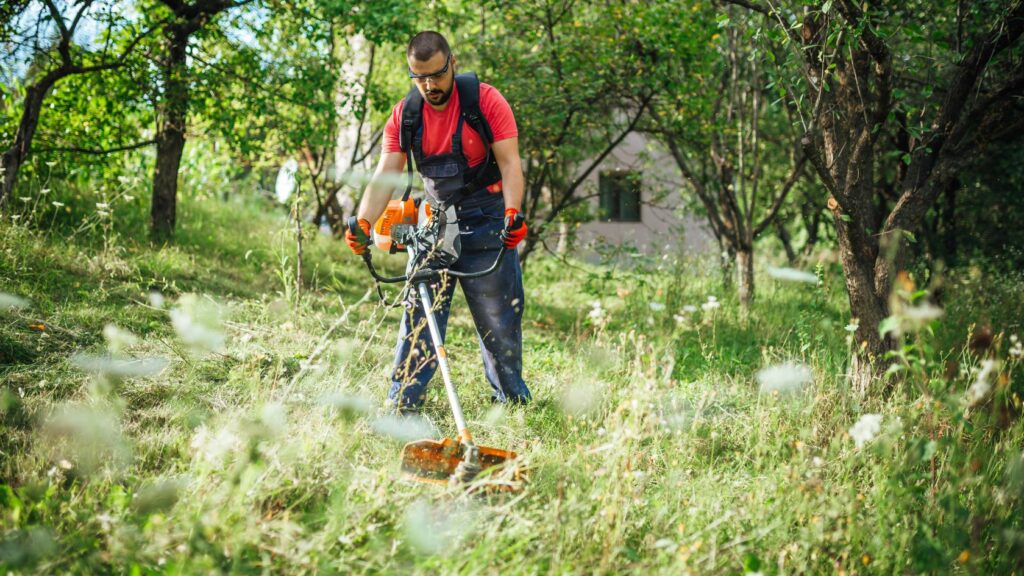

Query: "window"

xmin=598 ymin=170 xmax=641 ymax=222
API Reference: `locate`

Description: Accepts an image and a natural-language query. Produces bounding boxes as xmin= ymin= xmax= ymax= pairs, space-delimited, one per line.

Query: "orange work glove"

xmin=500 ymin=208 xmax=527 ymax=249
xmin=345 ymin=217 xmax=372 ymax=255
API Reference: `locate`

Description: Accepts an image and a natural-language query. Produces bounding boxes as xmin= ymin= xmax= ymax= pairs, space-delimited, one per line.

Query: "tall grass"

xmin=2 ymin=175 xmax=1023 ymax=574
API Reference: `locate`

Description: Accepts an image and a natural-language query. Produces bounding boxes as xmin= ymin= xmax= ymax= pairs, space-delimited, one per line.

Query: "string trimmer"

xmin=348 ymin=200 xmax=520 ymax=488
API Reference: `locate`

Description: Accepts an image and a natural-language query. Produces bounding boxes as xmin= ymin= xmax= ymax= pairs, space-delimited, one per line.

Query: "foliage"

xmin=446 ymin=0 xmax=706 ymax=258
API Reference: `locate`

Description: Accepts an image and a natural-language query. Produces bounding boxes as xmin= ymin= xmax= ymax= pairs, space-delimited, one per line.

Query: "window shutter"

xmin=619 ymin=176 xmax=641 ymax=222
xmin=599 ymin=173 xmax=619 ymax=221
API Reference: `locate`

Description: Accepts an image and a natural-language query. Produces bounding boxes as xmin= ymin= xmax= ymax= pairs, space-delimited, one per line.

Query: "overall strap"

xmin=451 ymin=115 xmax=466 ymax=157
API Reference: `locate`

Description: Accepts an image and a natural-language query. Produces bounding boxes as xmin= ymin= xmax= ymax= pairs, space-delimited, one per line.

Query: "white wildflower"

xmin=258 ymin=402 xmax=287 ymax=438
xmin=148 ymin=290 xmax=165 ymax=309
xmin=320 ymin=393 xmax=373 ymax=420
xmin=0 ymin=292 xmax=30 ymax=313
xmin=19 ymin=196 xmax=31 ymax=202
xmin=482 ymin=404 xmax=506 ymax=427
xmin=849 ymin=414 xmax=883 ymax=448
xmin=767 ymin=266 xmax=818 ymax=283
xmin=45 ymin=161 xmax=57 ymax=167
xmin=51 ymin=201 xmax=64 ymax=208
xmin=330 ymin=338 xmax=359 ymax=366
xmin=71 ymin=354 xmax=168 ymax=379
xmin=967 ymin=360 xmax=998 ymax=407
xmin=42 ymin=403 xmax=130 ymax=474
xmin=701 ymin=296 xmax=720 ymax=311
xmin=40 ymin=188 xmax=49 ymax=195
xmin=191 ymin=425 xmax=243 ymax=464
xmin=170 ymin=294 xmax=226 ymax=353
xmin=903 ymin=302 xmax=943 ymax=324
xmin=371 ymin=415 xmax=437 ymax=442
xmin=673 ymin=314 xmax=686 ymax=324
xmin=588 ymin=300 xmax=605 ymax=320
xmin=95 ymin=202 xmax=109 ymax=210
xmin=654 ymin=538 xmax=677 ymax=553
xmin=845 ymin=323 xmax=859 ymax=332
xmin=103 ymin=324 xmax=138 ymax=354
xmin=402 ymin=499 xmax=476 ymax=554
xmin=649 ymin=302 xmax=666 ymax=312
xmin=682 ymin=304 xmax=698 ymax=314
xmin=757 ymin=362 xmax=813 ymax=395
xmin=559 ymin=379 xmax=605 ymax=416
xmin=123 ymin=195 xmax=135 ymax=202
xmin=132 ymin=479 xmax=183 ymax=516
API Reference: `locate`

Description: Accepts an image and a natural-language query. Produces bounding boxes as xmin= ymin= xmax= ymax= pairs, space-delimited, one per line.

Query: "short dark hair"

xmin=407 ymin=31 xmax=450 ymax=62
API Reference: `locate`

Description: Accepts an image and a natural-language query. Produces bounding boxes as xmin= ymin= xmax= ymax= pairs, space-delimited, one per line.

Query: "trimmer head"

xmin=400 ymin=437 xmax=523 ymax=491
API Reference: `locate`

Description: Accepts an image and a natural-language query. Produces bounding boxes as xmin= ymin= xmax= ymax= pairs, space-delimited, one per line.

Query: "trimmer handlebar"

xmin=347 ymin=216 xmax=507 ymax=284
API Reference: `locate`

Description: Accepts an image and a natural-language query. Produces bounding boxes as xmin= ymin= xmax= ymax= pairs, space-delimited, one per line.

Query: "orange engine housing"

xmin=373 ymin=198 xmax=418 ymax=251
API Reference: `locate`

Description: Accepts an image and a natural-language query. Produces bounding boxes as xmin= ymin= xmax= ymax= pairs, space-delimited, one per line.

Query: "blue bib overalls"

xmin=388 ymin=115 xmax=532 ymax=411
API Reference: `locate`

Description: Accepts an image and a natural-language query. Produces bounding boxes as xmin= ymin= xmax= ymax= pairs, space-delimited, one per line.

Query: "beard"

xmin=424 ymin=83 xmax=454 ymax=106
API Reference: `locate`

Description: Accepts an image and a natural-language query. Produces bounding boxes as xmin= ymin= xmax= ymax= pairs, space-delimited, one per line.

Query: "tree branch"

xmin=649 ymin=103 xmax=730 ymax=242
xmin=34 ymin=139 xmax=157 ymax=155
xmin=564 ymin=93 xmax=653 ymax=194
xmin=835 ymin=0 xmax=890 ymax=67
xmin=541 ymin=92 xmax=654 ymax=233
xmin=883 ymin=0 xmax=1024 ymax=234
xmin=753 ymin=152 xmax=807 ymax=238
xmin=946 ymin=69 xmax=1024 ymax=152
xmin=353 ymin=128 xmax=384 ymax=166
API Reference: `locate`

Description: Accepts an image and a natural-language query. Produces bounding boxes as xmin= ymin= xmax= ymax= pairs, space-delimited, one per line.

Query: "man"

xmin=346 ymin=31 xmax=531 ymax=412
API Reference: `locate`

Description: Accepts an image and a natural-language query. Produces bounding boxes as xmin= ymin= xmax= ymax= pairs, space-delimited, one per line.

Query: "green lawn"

xmin=2 ymin=193 xmax=1023 ymax=574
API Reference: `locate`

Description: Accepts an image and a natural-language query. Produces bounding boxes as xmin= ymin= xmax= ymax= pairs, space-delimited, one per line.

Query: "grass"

xmin=2 ymin=186 xmax=1023 ymax=574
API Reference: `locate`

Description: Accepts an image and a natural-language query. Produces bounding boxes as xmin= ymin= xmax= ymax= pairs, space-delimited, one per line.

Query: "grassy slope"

xmin=2 ymin=193 xmax=1023 ymax=575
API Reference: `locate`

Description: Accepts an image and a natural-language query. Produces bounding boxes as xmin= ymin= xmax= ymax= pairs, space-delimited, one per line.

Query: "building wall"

xmin=559 ymin=131 xmax=717 ymax=258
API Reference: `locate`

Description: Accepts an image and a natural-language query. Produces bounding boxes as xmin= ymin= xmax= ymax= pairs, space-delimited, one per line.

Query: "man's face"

xmin=408 ymin=51 xmax=455 ymax=107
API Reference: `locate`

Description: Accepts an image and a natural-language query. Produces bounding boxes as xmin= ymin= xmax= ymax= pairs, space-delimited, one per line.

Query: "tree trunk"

xmin=556 ymin=221 xmax=569 ymax=254
xmin=1 ymin=71 xmax=62 ymax=205
xmin=775 ymin=219 xmax=797 ymax=264
xmin=519 ymin=226 xmax=539 ymax=266
xmin=150 ymin=26 xmax=189 ymax=240
xmin=735 ymin=248 xmax=754 ymax=310
xmin=831 ymin=188 xmax=895 ymax=395
xmin=800 ymin=207 xmax=822 ymax=258
xmin=941 ymin=179 xmax=958 ymax=263
xmin=719 ymin=242 xmax=735 ymax=291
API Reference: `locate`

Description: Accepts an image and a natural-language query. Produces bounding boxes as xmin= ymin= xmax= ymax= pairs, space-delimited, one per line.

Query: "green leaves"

xmin=879 ymin=315 xmax=901 ymax=337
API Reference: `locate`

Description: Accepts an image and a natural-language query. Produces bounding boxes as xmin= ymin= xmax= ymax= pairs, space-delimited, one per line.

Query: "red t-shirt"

xmin=383 ymin=83 xmax=517 ymax=192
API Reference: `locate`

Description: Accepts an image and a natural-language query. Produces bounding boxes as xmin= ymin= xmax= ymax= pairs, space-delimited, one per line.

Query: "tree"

xmin=189 ymin=0 xmax=416 ymax=234
xmin=649 ymin=8 xmax=808 ymax=309
xmin=470 ymin=0 xmax=698 ymax=262
xmin=148 ymin=0 xmax=248 ymax=240
xmin=1 ymin=0 xmax=155 ymax=205
xmin=724 ymin=0 xmax=1024 ymax=392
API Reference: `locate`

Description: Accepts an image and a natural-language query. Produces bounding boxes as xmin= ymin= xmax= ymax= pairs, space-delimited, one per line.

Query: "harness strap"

xmin=453 ymin=73 xmax=502 ymax=198
xmin=398 ymin=72 xmax=504 ymax=204
xmin=399 ymin=88 xmax=423 ymax=202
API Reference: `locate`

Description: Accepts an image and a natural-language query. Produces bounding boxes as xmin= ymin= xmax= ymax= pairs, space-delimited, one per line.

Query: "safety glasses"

xmin=408 ymin=53 xmax=451 ymax=80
